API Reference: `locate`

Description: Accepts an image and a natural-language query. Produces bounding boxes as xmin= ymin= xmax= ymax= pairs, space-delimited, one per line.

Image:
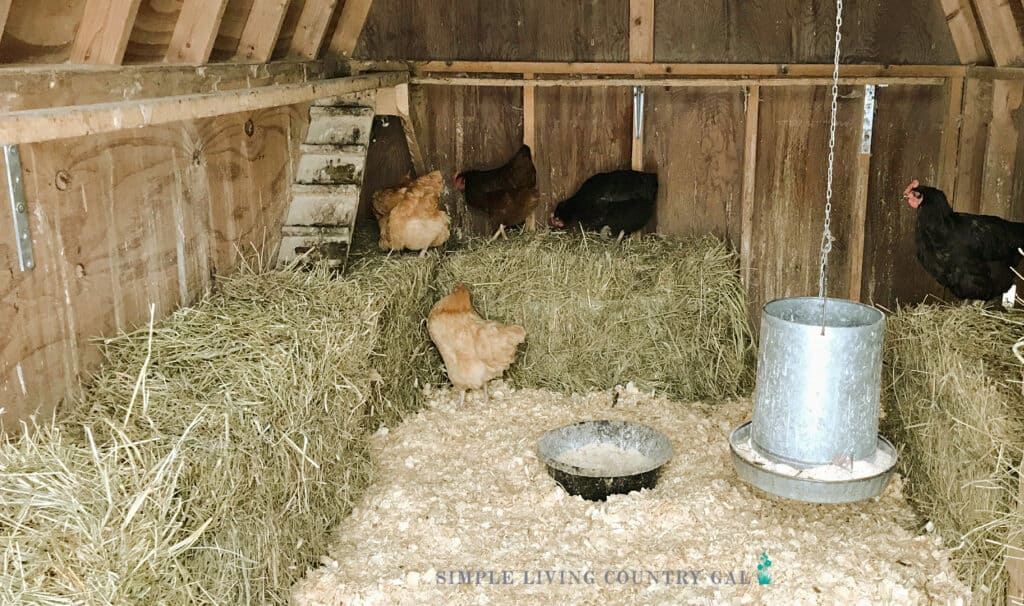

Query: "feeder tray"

xmin=729 ymin=421 xmax=897 ymax=503
xmin=537 ymin=420 xmax=673 ymax=501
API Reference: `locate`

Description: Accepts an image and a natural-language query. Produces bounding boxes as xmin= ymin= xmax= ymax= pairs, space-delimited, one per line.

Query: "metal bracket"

xmin=859 ymin=85 xmax=877 ymax=154
xmin=4 ymin=145 xmax=34 ymax=271
xmin=632 ymin=85 xmax=646 ymax=140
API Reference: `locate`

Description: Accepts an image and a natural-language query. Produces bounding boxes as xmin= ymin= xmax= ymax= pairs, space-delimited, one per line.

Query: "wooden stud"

xmin=70 ymin=0 xmax=144 ymax=65
xmin=848 ymin=152 xmax=872 ymax=302
xmin=411 ymin=60 xmax=966 ymax=78
xmin=740 ymin=85 xmax=760 ymax=289
xmin=972 ymin=0 xmax=1024 ymax=66
xmin=166 ymin=0 xmax=230 ymax=64
xmin=288 ymin=0 xmax=340 ymax=59
xmin=631 ymin=88 xmax=644 ymax=171
xmin=236 ymin=0 xmax=292 ymax=63
xmin=629 ymin=0 xmax=655 ymax=63
xmin=979 ymin=79 xmax=1024 ymax=215
xmin=940 ymin=0 xmax=991 ymax=64
xmin=0 ymin=0 xmax=12 ymax=45
xmin=327 ymin=0 xmax=374 ymax=58
xmin=939 ymin=75 xmax=966 ymax=198
xmin=0 ymin=71 xmax=408 ymax=145
xmin=523 ymin=74 xmax=538 ymax=230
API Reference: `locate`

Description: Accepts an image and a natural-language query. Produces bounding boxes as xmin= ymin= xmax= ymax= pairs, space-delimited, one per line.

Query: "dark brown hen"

xmin=454 ymin=145 xmax=539 ymax=229
xmin=904 ymin=180 xmax=1024 ymax=301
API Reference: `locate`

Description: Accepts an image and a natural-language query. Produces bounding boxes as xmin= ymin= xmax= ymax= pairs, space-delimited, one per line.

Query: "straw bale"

xmin=434 ymin=232 xmax=754 ymax=401
xmin=883 ymin=303 xmax=1024 ymax=605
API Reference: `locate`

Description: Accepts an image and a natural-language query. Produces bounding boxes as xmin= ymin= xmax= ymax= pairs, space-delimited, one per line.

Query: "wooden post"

xmin=523 ymin=74 xmax=538 ymax=230
xmin=236 ymin=0 xmax=292 ymax=63
xmin=328 ymin=0 xmax=374 ymax=58
xmin=740 ymin=85 xmax=760 ymax=289
xmin=938 ymin=0 xmax=990 ymax=64
xmin=972 ymin=0 xmax=1024 ymax=66
xmin=939 ymin=75 xmax=965 ymax=200
xmin=848 ymin=86 xmax=877 ymax=303
xmin=166 ymin=0 xmax=230 ymax=64
xmin=980 ymin=79 xmax=1024 ymax=216
xmin=629 ymin=0 xmax=655 ymax=63
xmin=70 ymin=0 xmax=144 ymax=65
xmin=631 ymin=86 xmax=645 ymax=171
xmin=288 ymin=0 xmax=339 ymax=59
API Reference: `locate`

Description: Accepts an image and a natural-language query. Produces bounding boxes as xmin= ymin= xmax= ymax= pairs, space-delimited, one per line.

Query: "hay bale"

xmin=434 ymin=232 xmax=754 ymax=400
xmin=883 ymin=303 xmax=1024 ymax=605
xmin=62 ymin=267 xmax=383 ymax=605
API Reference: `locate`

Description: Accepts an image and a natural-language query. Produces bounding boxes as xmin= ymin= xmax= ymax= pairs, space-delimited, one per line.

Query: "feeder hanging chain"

xmin=818 ymin=0 xmax=843 ymax=301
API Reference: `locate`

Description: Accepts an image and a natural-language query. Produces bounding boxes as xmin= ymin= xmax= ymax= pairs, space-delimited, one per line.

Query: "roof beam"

xmin=70 ymin=0 xmax=144 ymax=64
xmin=629 ymin=0 xmax=655 ymax=62
xmin=0 ymin=1 xmax=12 ymax=46
xmin=972 ymin=0 xmax=1024 ymax=66
xmin=289 ymin=0 xmax=340 ymax=59
xmin=939 ymin=0 xmax=991 ymax=63
xmin=166 ymin=0 xmax=230 ymax=64
xmin=0 ymin=71 xmax=408 ymax=145
xmin=327 ymin=0 xmax=374 ymax=58
xmin=236 ymin=0 xmax=292 ymax=63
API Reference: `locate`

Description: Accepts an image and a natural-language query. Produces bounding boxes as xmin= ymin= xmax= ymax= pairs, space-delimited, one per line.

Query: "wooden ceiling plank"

xmin=289 ymin=0 xmax=339 ymax=59
xmin=70 ymin=0 xmax=144 ymax=64
xmin=940 ymin=0 xmax=991 ymax=63
xmin=327 ymin=0 xmax=374 ymax=58
xmin=236 ymin=0 xmax=292 ymax=63
xmin=166 ymin=0 xmax=230 ymax=64
xmin=0 ymin=1 xmax=12 ymax=44
xmin=972 ymin=0 xmax=1024 ymax=66
xmin=629 ymin=0 xmax=655 ymax=63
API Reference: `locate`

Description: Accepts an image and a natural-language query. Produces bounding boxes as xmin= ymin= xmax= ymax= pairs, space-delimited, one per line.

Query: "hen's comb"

xmin=903 ymin=179 xmax=920 ymax=198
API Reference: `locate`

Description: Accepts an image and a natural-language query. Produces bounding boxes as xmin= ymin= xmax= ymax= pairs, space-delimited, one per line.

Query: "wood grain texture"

xmin=973 ymin=0 xmax=1024 ymax=66
xmin=747 ymin=87 xmax=860 ymax=317
xmin=123 ymin=0 xmax=183 ymax=64
xmin=940 ymin=76 xmax=966 ymax=196
xmin=0 ymin=0 xmax=89 ymax=64
xmin=0 ymin=104 xmax=307 ymax=426
xmin=533 ymin=87 xmax=633 ymax=228
xmin=327 ymin=0 xmax=374 ymax=57
xmin=861 ymin=86 xmax=947 ymax=307
xmin=409 ymin=84 xmax=524 ymax=236
xmin=740 ymin=85 xmax=760 ymax=287
xmin=848 ymin=152 xmax=872 ymax=302
xmin=70 ymin=0 xmax=143 ymax=64
xmin=629 ymin=0 xmax=654 ymax=62
xmin=940 ymin=0 xmax=991 ymax=63
xmin=355 ymin=115 xmax=415 ymax=227
xmin=980 ymin=79 xmax=1024 ymax=215
xmin=0 ymin=0 xmax=12 ymax=43
xmin=357 ymin=0 xmax=629 ymax=62
xmin=642 ymin=87 xmax=744 ymax=242
xmin=209 ymin=0 xmax=255 ymax=61
xmin=278 ymin=0 xmax=339 ymax=59
xmin=954 ymin=77 xmax=994 ymax=213
xmin=166 ymin=0 xmax=229 ymax=64
xmin=653 ymin=0 xmax=959 ymax=64
xmin=235 ymin=0 xmax=291 ymax=62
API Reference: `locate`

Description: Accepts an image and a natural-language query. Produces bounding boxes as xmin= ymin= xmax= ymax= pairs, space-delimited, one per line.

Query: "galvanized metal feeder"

xmin=730 ymin=1 xmax=897 ymax=503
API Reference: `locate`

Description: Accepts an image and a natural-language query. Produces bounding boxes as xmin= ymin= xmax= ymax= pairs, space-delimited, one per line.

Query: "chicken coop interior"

xmin=2 ymin=0 xmax=1024 ymax=604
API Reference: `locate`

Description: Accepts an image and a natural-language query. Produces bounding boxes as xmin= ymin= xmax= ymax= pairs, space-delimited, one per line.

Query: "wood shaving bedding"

xmin=293 ymin=383 xmax=969 ymax=606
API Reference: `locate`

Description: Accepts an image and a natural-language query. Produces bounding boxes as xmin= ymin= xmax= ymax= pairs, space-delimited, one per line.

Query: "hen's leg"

xmin=418 ymin=247 xmax=428 ymax=258
xmin=615 ymin=230 xmax=626 ymax=244
xmin=459 ymin=390 xmax=466 ymax=407
xmin=483 ymin=383 xmax=490 ymax=404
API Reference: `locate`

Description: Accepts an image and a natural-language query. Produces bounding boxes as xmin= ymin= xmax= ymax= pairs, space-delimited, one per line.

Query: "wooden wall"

xmin=0 ymin=104 xmax=308 ymax=427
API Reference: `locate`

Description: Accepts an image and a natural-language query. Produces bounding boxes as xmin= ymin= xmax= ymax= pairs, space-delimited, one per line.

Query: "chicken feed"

xmin=293 ymin=383 xmax=970 ymax=606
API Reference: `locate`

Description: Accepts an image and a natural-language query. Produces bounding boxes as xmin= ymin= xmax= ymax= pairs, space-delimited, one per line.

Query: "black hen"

xmin=904 ymin=180 xmax=1024 ymax=301
xmin=549 ymin=170 xmax=658 ymax=236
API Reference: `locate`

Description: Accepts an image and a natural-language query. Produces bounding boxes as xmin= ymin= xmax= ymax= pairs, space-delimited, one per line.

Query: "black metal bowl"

xmin=537 ymin=420 xmax=674 ymax=501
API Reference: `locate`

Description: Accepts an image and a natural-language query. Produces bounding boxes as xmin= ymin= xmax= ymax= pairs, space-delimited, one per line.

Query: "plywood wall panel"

xmin=860 ymin=86 xmax=947 ymax=307
xmin=643 ymin=87 xmax=745 ymax=242
xmin=653 ymin=0 xmax=959 ymax=65
xmin=0 ymin=104 xmax=306 ymax=427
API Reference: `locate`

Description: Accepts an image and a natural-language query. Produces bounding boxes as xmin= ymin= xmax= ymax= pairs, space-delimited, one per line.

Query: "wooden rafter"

xmin=939 ymin=0 xmax=990 ymax=63
xmin=70 ymin=0 xmax=144 ymax=64
xmin=410 ymin=61 xmax=965 ymax=78
xmin=236 ymin=0 xmax=292 ymax=63
xmin=328 ymin=0 xmax=374 ymax=58
xmin=629 ymin=0 xmax=655 ymax=63
xmin=972 ymin=0 xmax=1024 ymax=66
xmin=0 ymin=0 xmax=12 ymax=45
xmin=166 ymin=0 xmax=230 ymax=64
xmin=288 ymin=0 xmax=340 ymax=59
xmin=0 ymin=71 xmax=408 ymax=145
xmin=414 ymin=75 xmax=947 ymax=88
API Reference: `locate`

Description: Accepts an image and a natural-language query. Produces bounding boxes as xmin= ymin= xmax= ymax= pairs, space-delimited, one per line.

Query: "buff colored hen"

xmin=427 ymin=283 xmax=526 ymax=405
xmin=372 ymin=171 xmax=450 ymax=255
